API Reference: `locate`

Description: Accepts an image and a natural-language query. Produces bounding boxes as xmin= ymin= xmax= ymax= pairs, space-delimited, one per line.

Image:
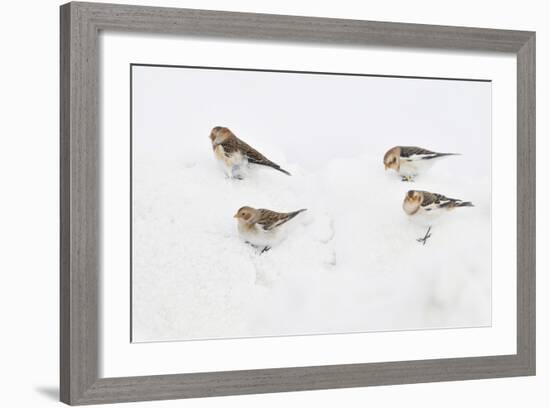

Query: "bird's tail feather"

xmin=274 ymin=166 xmax=292 ymax=176
xmin=436 ymin=152 xmax=461 ymax=157
xmin=457 ymin=201 xmax=474 ymax=207
xmin=264 ymin=161 xmax=291 ymax=175
xmin=249 ymin=158 xmax=292 ymax=175
xmin=287 ymin=208 xmax=307 ymax=220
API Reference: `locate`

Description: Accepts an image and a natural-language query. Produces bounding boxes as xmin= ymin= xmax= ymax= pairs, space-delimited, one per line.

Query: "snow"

xmin=131 ymin=65 xmax=491 ymax=343
xmin=132 ymin=146 xmax=491 ymax=342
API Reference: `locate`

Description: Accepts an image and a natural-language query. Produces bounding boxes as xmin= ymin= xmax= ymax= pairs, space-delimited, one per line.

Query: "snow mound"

xmin=132 ymin=146 xmax=491 ymax=342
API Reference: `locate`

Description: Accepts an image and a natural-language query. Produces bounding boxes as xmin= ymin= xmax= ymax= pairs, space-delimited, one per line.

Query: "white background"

xmin=130 ymin=64 xmax=493 ymax=342
xmin=0 ymin=0 xmax=546 ymax=407
xmin=103 ymin=36 xmax=511 ymax=377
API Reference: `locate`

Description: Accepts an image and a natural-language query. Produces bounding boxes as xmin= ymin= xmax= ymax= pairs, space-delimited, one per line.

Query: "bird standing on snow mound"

xmin=209 ymin=126 xmax=291 ymax=179
xmin=403 ymin=190 xmax=474 ymax=216
xmin=233 ymin=206 xmax=307 ymax=254
xmin=384 ymin=146 xmax=459 ymax=182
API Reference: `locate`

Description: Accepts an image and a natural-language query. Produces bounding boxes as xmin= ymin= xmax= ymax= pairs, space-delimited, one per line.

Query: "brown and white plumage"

xmin=403 ymin=190 xmax=474 ymax=216
xmin=210 ymin=126 xmax=291 ymax=179
xmin=233 ymin=206 xmax=307 ymax=250
xmin=384 ymin=146 xmax=459 ymax=181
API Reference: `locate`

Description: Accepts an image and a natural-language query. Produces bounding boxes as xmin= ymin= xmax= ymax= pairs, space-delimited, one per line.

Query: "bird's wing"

xmin=420 ymin=192 xmax=457 ymax=210
xmin=255 ymin=209 xmax=292 ymax=231
xmin=400 ymin=146 xmax=440 ymax=161
xmin=231 ymin=138 xmax=270 ymax=163
xmin=217 ymin=135 xmax=268 ymax=162
xmin=231 ymin=137 xmax=291 ymax=175
xmin=217 ymin=138 xmax=243 ymax=157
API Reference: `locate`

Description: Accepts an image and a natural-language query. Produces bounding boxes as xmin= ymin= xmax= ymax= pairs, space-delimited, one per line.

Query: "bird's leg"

xmin=416 ymin=226 xmax=432 ymax=245
xmin=231 ymin=164 xmax=244 ymax=180
xmin=246 ymin=242 xmax=271 ymax=255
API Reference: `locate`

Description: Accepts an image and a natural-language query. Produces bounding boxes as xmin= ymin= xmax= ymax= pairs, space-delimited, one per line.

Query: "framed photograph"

xmin=60 ymin=2 xmax=535 ymax=405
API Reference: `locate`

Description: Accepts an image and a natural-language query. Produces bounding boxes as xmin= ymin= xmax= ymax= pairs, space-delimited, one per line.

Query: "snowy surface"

xmin=131 ymin=66 xmax=492 ymax=342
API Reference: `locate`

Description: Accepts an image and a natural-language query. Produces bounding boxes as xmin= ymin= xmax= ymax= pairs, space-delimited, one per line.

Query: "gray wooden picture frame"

xmin=60 ymin=1 xmax=536 ymax=405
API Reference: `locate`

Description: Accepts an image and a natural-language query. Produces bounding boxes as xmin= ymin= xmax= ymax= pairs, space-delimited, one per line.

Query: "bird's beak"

xmin=233 ymin=213 xmax=239 ymax=218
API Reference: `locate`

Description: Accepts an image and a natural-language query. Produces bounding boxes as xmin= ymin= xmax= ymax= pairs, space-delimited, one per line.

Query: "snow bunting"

xmin=210 ymin=126 xmax=291 ymax=179
xmin=403 ymin=190 xmax=473 ymax=245
xmin=233 ymin=206 xmax=307 ymax=253
xmin=403 ymin=190 xmax=474 ymax=216
xmin=384 ymin=146 xmax=459 ymax=181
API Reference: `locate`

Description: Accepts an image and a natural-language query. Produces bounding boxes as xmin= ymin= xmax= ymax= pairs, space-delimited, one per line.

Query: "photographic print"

xmin=131 ymin=64 xmax=491 ymax=343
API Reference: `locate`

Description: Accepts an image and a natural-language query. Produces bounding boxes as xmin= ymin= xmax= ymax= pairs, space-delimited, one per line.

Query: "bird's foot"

xmin=416 ymin=226 xmax=432 ymax=245
xmin=402 ymin=175 xmax=415 ymax=182
xmin=246 ymin=242 xmax=271 ymax=255
xmin=231 ymin=165 xmax=244 ymax=180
